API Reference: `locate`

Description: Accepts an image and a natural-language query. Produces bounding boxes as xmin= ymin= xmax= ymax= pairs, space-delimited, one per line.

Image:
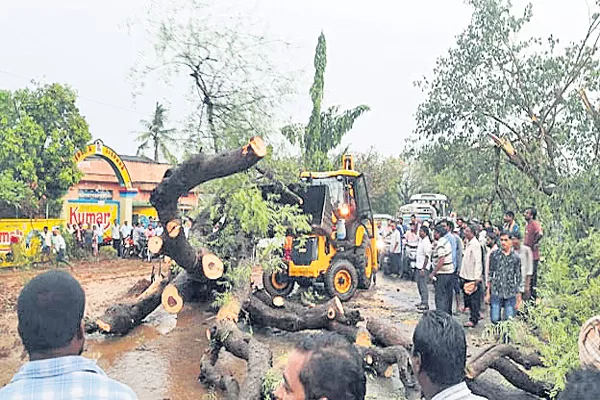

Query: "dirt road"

xmin=0 ymin=262 xmax=535 ymax=399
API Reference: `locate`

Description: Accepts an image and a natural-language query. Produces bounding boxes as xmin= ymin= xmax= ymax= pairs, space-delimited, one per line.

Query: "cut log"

xmin=148 ymin=236 xmax=163 ymax=254
xmin=205 ymin=320 xmax=273 ymax=400
xmin=489 ymin=358 xmax=551 ymax=398
xmin=367 ymin=318 xmax=413 ymax=348
xmin=244 ymin=295 xmax=348 ymax=332
xmin=467 ymin=345 xmax=544 ymax=379
xmin=150 ymin=137 xmax=266 ymax=279
xmin=96 ymin=278 xmax=169 ymax=335
xmin=360 ymin=346 xmax=405 ymax=375
xmin=161 ymin=271 xmax=201 ymax=314
xmin=202 ymin=252 xmax=224 ymax=280
xmin=272 ymin=296 xmax=285 ymax=308
xmin=166 ymin=220 xmax=181 ymax=238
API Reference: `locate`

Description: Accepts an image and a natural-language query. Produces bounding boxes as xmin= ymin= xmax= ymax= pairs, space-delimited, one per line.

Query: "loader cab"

xmin=300 ymin=170 xmax=374 ymax=234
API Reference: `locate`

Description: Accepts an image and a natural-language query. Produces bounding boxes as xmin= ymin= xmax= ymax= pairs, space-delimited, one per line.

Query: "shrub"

xmin=525 ymin=231 xmax=600 ymax=394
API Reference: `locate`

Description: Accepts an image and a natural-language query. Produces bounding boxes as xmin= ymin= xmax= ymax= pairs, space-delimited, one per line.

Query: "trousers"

xmin=416 ymin=269 xmax=429 ymax=307
xmin=490 ymin=295 xmax=516 ymax=323
xmin=462 ymin=279 xmax=482 ymax=324
xmin=434 ymin=273 xmax=454 ymax=315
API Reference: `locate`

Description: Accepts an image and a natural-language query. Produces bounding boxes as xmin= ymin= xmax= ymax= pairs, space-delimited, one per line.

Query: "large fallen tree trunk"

xmin=94 ymin=277 xmax=170 ymax=335
xmin=467 ymin=345 xmax=549 ymax=398
xmin=199 ymin=315 xmax=273 ymax=399
xmin=244 ymin=294 xmax=349 ymax=331
xmin=367 ymin=318 xmax=413 ymax=348
xmin=150 ymin=136 xmax=266 ymax=281
xmin=366 ymin=319 xmax=548 ymax=399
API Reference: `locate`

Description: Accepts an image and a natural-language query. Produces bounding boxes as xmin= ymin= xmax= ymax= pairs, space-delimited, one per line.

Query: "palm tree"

xmin=135 ymin=102 xmax=177 ymax=163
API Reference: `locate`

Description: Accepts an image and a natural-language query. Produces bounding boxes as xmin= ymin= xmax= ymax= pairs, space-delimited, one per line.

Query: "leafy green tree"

xmin=354 ymin=148 xmax=404 ymax=215
xmin=0 ymin=84 xmax=91 ymax=217
xmin=415 ymin=0 xmax=600 ymax=196
xmin=135 ymin=102 xmax=177 ymax=163
xmin=282 ymin=33 xmax=370 ymax=171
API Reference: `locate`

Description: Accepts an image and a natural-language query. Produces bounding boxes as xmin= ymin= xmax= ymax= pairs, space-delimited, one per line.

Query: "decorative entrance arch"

xmin=67 ymin=139 xmax=138 ymax=227
xmin=74 ymin=139 xmax=133 ymax=189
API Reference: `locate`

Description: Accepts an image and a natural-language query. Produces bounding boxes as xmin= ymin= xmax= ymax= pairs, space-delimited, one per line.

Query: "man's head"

xmin=113 ymin=219 xmax=118 ymax=225
xmin=124 ymin=221 xmax=128 ymax=226
xmin=511 ymin=231 xmax=522 ymax=249
xmin=419 ymin=226 xmax=430 ymax=239
xmin=486 ymin=231 xmax=497 ymax=248
xmin=524 ymin=207 xmax=537 ymax=221
xmin=559 ymin=369 xmax=600 ymax=400
xmin=443 ymin=220 xmax=454 ymax=234
xmin=389 ymin=221 xmax=396 ymax=230
xmin=43 ymin=226 xmax=48 ymax=233
xmin=411 ymin=311 xmax=467 ymax=396
xmin=456 ymin=218 xmax=464 ymax=228
xmin=17 ymin=270 xmax=86 ymax=360
xmin=411 ymin=214 xmax=417 ymax=223
xmin=274 ymin=332 xmax=366 ymax=400
xmin=434 ymin=225 xmax=446 ymax=241
xmin=499 ymin=231 xmax=512 ymax=252
xmin=410 ymin=222 xmax=418 ymax=232
xmin=464 ymin=225 xmax=475 ymax=241
xmin=504 ymin=211 xmax=515 ymax=224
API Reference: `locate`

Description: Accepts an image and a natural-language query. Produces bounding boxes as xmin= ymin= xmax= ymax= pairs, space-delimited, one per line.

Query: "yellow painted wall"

xmin=64 ymin=200 xmax=119 ymax=237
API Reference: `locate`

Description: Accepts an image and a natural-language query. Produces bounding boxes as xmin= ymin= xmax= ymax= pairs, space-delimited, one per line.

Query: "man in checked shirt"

xmin=0 ymin=270 xmax=137 ymax=400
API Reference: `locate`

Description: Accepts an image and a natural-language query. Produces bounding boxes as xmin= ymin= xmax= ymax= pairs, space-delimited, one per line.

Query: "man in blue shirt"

xmin=0 ymin=270 xmax=137 ymax=400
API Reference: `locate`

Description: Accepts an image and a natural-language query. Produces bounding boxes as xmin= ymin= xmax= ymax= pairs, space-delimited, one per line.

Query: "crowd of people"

xmin=62 ymin=218 xmax=171 ymax=261
xmin=0 ymin=206 xmax=597 ymax=399
xmin=379 ymin=208 xmax=543 ymax=329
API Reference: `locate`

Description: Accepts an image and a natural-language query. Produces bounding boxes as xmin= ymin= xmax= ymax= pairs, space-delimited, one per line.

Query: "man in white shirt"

xmin=388 ymin=221 xmax=402 ymax=276
xmin=511 ymin=232 xmax=533 ymax=308
xmin=111 ymin=220 xmax=121 ymax=257
xmin=120 ymin=221 xmax=132 ymax=240
xmin=430 ymin=225 xmax=455 ymax=316
xmin=154 ymin=222 xmax=164 ymax=237
xmin=51 ymin=228 xmax=70 ymax=266
xmin=460 ymin=225 xmax=483 ymax=327
xmin=416 ymin=226 xmax=432 ymax=311
xmin=411 ymin=311 xmax=487 ymax=400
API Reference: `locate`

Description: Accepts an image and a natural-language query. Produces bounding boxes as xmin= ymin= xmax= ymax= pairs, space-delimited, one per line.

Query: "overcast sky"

xmin=0 ymin=0 xmax=592 ymax=158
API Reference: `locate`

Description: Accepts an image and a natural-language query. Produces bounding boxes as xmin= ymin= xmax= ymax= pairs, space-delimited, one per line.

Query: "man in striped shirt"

xmin=0 ymin=270 xmax=137 ymax=400
xmin=430 ymin=225 xmax=455 ymax=315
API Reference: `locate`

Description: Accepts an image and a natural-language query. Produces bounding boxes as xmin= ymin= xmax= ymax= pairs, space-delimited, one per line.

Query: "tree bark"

xmin=161 ymin=270 xmax=213 ymax=314
xmin=150 ymin=136 xmax=267 ymax=279
xmin=358 ymin=345 xmax=417 ymax=387
xmin=95 ymin=278 xmax=170 ymax=335
xmin=467 ymin=345 xmax=543 ymax=378
xmin=205 ymin=320 xmax=273 ymax=400
xmin=366 ymin=318 xmax=413 ymax=348
xmin=244 ymin=295 xmax=348 ymax=332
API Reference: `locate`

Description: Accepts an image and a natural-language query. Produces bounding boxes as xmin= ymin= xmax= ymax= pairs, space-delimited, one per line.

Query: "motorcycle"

xmin=122 ymin=236 xmax=136 ymax=258
xmin=404 ymin=242 xmax=418 ymax=280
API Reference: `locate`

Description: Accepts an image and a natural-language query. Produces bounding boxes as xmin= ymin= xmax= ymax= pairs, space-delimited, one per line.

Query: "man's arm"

xmin=474 ymin=243 xmax=483 ymax=281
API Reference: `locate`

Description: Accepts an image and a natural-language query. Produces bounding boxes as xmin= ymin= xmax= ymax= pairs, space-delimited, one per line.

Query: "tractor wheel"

xmin=355 ymin=236 xmax=373 ymax=290
xmin=326 ymin=258 xmax=358 ymax=302
xmin=263 ymin=270 xmax=295 ymax=298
